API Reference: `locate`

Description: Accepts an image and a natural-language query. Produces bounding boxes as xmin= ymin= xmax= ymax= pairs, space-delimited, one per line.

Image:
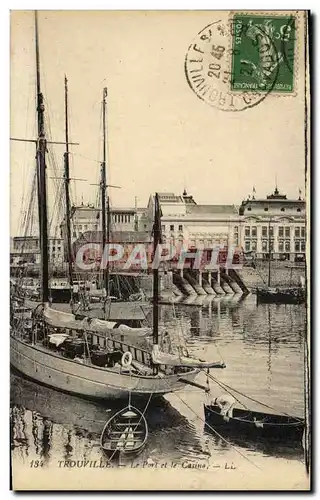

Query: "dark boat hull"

xmin=256 ymin=288 xmax=305 ymax=305
xmin=204 ymin=404 xmax=304 ymax=441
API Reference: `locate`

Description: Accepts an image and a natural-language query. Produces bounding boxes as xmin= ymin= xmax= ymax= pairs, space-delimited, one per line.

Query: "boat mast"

xmin=268 ymin=218 xmax=271 ymax=287
xmin=107 ymin=194 xmax=111 ymax=291
xmin=35 ymin=11 xmax=49 ymax=303
xmin=63 ymin=76 xmax=74 ymax=300
xmin=101 ymin=87 xmax=109 ymax=297
xmin=153 ymin=193 xmax=161 ymax=347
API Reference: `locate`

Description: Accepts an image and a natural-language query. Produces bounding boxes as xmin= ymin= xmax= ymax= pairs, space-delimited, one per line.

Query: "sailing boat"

xmin=256 ymin=219 xmax=305 ymax=304
xmin=85 ymin=87 xmax=152 ymax=322
xmin=10 ymin=12 xmax=225 ymax=401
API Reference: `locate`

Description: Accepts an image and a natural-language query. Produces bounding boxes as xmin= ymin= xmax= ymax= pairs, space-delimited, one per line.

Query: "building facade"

xmin=60 ymin=203 xmax=149 ymax=251
xmin=10 ymin=236 xmax=64 ymax=265
xmin=11 ymin=236 xmax=40 ymax=265
xmin=146 ymin=188 xmax=306 ymax=263
xmin=238 ymin=188 xmax=306 ymax=262
xmin=16 ymin=188 xmax=304 ymax=268
xmin=146 ymin=191 xmax=241 ymax=250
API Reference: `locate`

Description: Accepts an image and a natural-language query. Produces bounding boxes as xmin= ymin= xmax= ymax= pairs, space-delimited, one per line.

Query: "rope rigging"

xmin=162 ymin=377 xmax=261 ymax=470
xmin=203 ymin=370 xmax=303 ymax=422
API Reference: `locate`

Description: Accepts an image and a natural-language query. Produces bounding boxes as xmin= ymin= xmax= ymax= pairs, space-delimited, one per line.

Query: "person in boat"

xmin=214 ymin=394 xmax=236 ymax=421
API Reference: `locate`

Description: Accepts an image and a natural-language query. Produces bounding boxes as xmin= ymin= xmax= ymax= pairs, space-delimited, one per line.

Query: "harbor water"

xmin=10 ymin=294 xmax=306 ymax=482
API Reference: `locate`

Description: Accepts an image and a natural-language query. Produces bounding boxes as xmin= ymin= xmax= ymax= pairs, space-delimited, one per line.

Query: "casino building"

xmin=146 ymin=191 xmax=240 ymax=250
xmin=146 ymin=187 xmax=306 ymax=263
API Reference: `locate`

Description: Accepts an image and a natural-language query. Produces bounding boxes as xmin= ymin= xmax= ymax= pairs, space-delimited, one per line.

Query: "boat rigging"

xmin=10 ymin=12 xmax=226 ymax=402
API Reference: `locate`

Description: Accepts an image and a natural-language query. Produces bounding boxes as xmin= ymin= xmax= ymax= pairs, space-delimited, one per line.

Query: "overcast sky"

xmin=10 ymin=10 xmax=306 ymax=236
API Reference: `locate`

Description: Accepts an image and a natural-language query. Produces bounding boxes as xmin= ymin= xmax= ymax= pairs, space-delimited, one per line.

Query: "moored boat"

xmin=204 ymin=401 xmax=304 ymax=441
xmin=10 ymin=16 xmax=225 ymax=401
xmin=256 ymin=287 xmax=305 ymax=305
xmin=100 ymin=405 xmax=148 ymax=456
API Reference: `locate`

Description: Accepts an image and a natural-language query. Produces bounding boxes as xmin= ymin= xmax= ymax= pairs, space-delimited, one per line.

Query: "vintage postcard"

xmin=10 ymin=10 xmax=310 ymax=490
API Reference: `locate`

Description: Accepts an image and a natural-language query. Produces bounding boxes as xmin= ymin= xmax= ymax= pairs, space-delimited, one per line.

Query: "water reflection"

xmin=11 ymin=294 xmax=306 ymax=470
xmin=204 ymin=424 xmax=303 ymax=461
xmin=10 ymin=371 xmax=204 ymax=466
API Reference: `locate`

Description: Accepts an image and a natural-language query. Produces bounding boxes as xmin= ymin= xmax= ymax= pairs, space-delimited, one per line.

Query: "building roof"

xmin=13 ymin=235 xmax=39 ymax=241
xmin=242 ymin=198 xmax=305 ymax=204
xmin=182 ymin=189 xmax=197 ymax=205
xmin=71 ymin=206 xmax=100 ymax=220
xmin=157 ymin=193 xmax=184 ymax=203
xmin=186 ymin=204 xmax=239 ymax=215
xmin=110 ymin=207 xmax=136 ymax=213
xmin=74 ymin=230 xmax=151 ymax=245
xmin=69 ymin=204 xmax=146 ymax=219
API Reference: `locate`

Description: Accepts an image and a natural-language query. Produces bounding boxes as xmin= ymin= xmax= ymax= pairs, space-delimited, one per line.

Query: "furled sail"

xmin=42 ymin=304 xmax=151 ymax=337
xmin=151 ymin=344 xmax=226 ymax=368
xmin=89 ymin=318 xmax=151 ymax=337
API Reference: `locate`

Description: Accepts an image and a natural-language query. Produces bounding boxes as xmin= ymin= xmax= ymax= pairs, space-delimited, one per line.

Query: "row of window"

xmin=246 ymin=207 xmax=302 ymax=213
xmin=162 ymin=236 xmax=225 ymax=247
xmin=244 ymin=225 xmax=305 ymax=238
xmin=51 ymin=246 xmax=62 ymax=252
xmin=162 ymin=224 xmax=183 ymax=232
xmin=72 ymin=224 xmax=99 ymax=238
xmin=245 ymin=239 xmax=306 ymax=252
xmin=13 ymin=242 xmax=39 ymax=250
xmin=14 ymin=240 xmax=62 ymax=250
xmin=113 ymin=214 xmax=132 ymax=224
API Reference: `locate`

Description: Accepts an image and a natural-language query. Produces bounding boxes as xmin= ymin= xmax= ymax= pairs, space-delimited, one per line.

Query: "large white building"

xmin=238 ymin=187 xmax=306 ymax=261
xmin=146 ymin=188 xmax=306 ymax=263
xmin=146 ymin=191 xmax=239 ymax=250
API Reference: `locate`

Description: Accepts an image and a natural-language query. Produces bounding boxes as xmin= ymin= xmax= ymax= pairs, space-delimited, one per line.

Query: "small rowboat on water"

xmin=100 ymin=406 xmax=148 ymax=456
xmin=204 ymin=401 xmax=305 ymax=442
xmin=256 ymin=287 xmax=305 ymax=305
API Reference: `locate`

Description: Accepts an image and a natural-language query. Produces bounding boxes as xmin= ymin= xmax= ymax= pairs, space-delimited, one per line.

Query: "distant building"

xmin=59 ymin=202 xmax=149 ymax=262
xmin=10 ymin=236 xmax=40 ymax=265
xmin=15 ymin=187 xmax=305 ymax=269
xmin=10 ymin=236 xmax=64 ymax=265
xmin=48 ymin=237 xmax=64 ymax=265
xmin=72 ymin=230 xmax=152 ymax=271
xmin=146 ymin=191 xmax=241 ymax=250
xmin=238 ymin=187 xmax=306 ymax=262
xmin=60 ymin=204 xmax=100 ymax=244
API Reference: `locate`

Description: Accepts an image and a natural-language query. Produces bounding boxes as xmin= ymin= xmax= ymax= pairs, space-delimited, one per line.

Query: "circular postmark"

xmin=184 ymin=14 xmax=282 ymax=111
xmin=280 ymin=13 xmax=297 ymax=75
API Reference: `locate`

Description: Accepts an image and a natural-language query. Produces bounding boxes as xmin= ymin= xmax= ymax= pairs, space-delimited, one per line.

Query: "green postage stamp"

xmin=231 ymin=14 xmax=296 ymax=93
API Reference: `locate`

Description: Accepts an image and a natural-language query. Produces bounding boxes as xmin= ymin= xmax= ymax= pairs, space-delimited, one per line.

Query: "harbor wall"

xmin=238 ymin=262 xmax=305 ymax=289
xmin=12 ymin=262 xmax=305 ymax=297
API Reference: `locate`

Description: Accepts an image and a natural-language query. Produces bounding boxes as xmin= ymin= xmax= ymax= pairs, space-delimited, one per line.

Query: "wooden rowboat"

xmin=100 ymin=405 xmax=148 ymax=456
xmin=204 ymin=403 xmax=304 ymax=442
xmin=256 ymin=287 xmax=305 ymax=305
